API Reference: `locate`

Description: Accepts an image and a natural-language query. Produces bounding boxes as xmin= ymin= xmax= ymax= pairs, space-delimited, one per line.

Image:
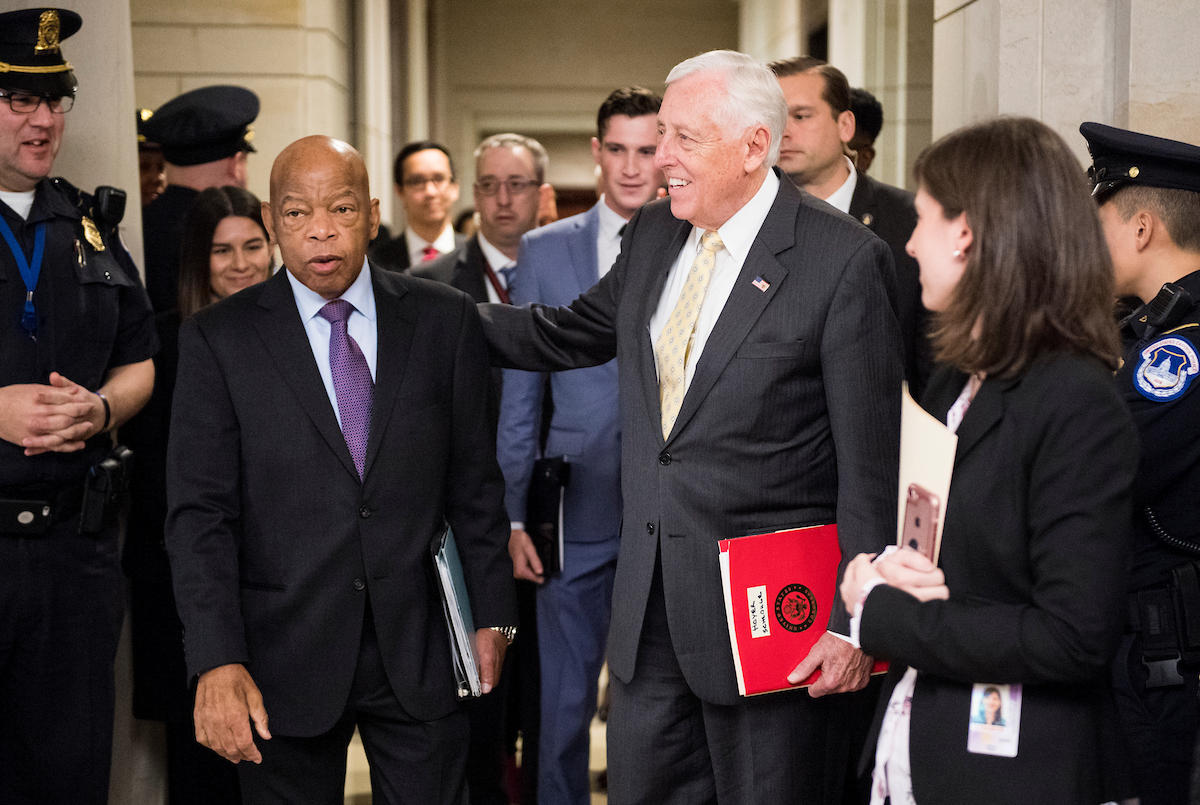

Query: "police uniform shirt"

xmin=0 ymin=178 xmax=158 ymax=488
xmin=1117 ymin=268 xmax=1200 ymax=591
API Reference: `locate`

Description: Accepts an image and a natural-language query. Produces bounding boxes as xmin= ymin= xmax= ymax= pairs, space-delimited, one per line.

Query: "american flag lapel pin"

xmin=752 ymin=276 xmax=770 ymax=292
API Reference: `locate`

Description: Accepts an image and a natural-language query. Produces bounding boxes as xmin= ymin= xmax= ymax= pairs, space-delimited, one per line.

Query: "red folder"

xmin=719 ymin=524 xmax=887 ymax=696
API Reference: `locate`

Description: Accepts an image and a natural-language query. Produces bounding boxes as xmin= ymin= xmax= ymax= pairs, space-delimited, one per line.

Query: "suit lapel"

xmin=848 ymin=172 xmax=878 ymax=230
xmin=362 ymin=265 xmax=415 ymax=478
xmin=254 ymin=270 xmax=359 ymax=480
xmin=953 ymin=374 xmax=1020 ymax=461
xmin=664 ymin=181 xmax=798 ymax=443
xmin=568 ymin=205 xmax=600 ymax=292
xmin=638 ymin=217 xmax=692 ymax=445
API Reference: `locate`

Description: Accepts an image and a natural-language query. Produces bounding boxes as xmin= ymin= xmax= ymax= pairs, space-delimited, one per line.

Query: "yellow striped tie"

xmin=654 ymin=230 xmax=723 ymax=439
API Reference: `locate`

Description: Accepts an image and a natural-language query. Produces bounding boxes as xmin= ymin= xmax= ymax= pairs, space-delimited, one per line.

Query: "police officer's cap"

xmin=0 ymin=8 xmax=81 ymax=97
xmin=142 ymin=85 xmax=259 ymax=167
xmin=1081 ymin=122 xmax=1200 ymax=199
xmin=137 ymin=108 xmax=161 ymax=152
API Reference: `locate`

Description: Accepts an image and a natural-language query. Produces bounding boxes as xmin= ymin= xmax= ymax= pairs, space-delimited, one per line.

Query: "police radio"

xmin=93 ymin=186 xmax=126 ymax=229
xmin=1142 ymin=283 xmax=1195 ymax=339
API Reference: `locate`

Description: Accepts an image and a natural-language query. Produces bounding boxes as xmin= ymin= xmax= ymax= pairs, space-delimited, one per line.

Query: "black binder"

xmin=430 ymin=523 xmax=481 ymax=698
xmin=525 ymin=456 xmax=570 ymax=578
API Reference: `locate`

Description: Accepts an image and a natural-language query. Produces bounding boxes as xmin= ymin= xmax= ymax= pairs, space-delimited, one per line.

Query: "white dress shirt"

xmin=285 ymin=258 xmax=378 ymax=429
xmin=405 ymin=223 xmax=457 ymax=266
xmin=823 ymin=157 xmax=859 ymax=215
xmin=596 ymin=196 xmax=627 ymax=281
xmin=648 ymin=170 xmax=780 ymax=392
xmin=476 ymin=232 xmax=514 ymax=304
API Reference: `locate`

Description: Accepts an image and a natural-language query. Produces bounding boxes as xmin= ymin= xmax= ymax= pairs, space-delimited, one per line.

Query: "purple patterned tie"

xmin=318 ymin=300 xmax=373 ymax=479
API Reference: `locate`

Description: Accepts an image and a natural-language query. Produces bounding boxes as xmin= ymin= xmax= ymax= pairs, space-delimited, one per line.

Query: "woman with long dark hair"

xmin=123 ymin=186 xmax=272 ymax=804
xmin=840 ymin=117 xmax=1138 ymax=805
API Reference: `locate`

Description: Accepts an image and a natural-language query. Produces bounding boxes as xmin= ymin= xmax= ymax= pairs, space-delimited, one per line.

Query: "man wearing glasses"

xmin=409 ymin=132 xmax=546 ymax=805
xmin=0 ymin=8 xmax=157 ymax=803
xmin=371 ymin=141 xmax=466 ymax=272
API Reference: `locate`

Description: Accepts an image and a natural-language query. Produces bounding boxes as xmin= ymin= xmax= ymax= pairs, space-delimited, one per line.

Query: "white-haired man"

xmin=479 ymin=50 xmax=902 ymax=803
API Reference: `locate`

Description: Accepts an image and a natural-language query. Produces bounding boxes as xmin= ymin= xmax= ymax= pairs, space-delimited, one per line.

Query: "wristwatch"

xmin=489 ymin=625 xmax=518 ymax=645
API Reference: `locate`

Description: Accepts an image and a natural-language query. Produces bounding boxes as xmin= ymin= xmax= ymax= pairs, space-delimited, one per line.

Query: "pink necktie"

xmin=421 ymin=245 xmax=439 ymax=262
xmin=318 ymin=300 xmax=373 ymax=478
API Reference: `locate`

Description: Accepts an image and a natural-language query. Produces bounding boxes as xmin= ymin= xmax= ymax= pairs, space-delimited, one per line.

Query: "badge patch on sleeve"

xmin=1135 ymin=336 xmax=1200 ymax=401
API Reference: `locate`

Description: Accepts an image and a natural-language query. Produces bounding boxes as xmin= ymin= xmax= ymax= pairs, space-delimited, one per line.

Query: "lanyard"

xmin=0 ymin=215 xmax=46 ymax=337
xmin=480 ymin=256 xmax=511 ymax=305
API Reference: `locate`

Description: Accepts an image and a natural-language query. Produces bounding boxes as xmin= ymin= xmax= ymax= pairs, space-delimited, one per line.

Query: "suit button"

xmin=353 ymin=578 xmax=366 ymax=591
xmin=659 ymin=452 xmax=672 ymax=465
xmin=646 ymin=523 xmax=655 ymax=534
xmin=359 ymin=506 xmax=372 ymax=519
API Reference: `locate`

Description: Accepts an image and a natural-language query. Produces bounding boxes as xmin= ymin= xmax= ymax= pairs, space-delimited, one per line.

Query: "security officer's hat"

xmin=1081 ymin=122 xmax=1200 ymax=199
xmin=0 ymin=8 xmax=81 ymax=97
xmin=137 ymin=108 xmax=162 ymax=152
xmin=142 ymin=85 xmax=260 ymax=167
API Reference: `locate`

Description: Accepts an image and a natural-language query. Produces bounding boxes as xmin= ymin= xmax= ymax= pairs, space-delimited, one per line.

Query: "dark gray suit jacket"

xmin=166 ymin=264 xmax=515 ymax=735
xmin=371 ymin=229 xmax=469 ymax=273
xmin=480 ymin=172 xmax=903 ymax=704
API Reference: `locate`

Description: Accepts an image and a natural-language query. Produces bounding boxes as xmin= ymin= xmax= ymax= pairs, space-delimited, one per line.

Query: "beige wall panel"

xmin=437 ymin=0 xmax=737 ymax=200
xmin=304 ymin=0 xmax=352 ymax=43
xmin=306 ymin=77 xmax=354 ymax=142
xmin=935 ymin=0 xmax=975 ymax=18
xmin=931 ymin=4 xmax=966 ymax=136
xmin=130 ymin=0 xmax=301 ymax=26
xmin=131 ymin=25 xmax=204 ymax=74
xmin=1128 ymin=0 xmax=1200 ymax=144
xmin=306 ymin=28 xmax=353 ymax=88
xmin=996 ymin=0 xmax=1039 ymax=119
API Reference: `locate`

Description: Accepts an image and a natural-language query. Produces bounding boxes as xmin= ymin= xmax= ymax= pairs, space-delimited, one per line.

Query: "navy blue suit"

xmin=498 ymin=203 xmax=622 ymax=804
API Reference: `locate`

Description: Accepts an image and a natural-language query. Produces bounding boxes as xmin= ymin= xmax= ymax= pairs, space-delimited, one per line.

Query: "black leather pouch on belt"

xmin=1134 ymin=560 xmax=1200 ymax=687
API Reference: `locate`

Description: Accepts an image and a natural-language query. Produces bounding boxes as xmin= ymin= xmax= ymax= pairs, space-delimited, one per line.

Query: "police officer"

xmin=141 ymin=84 xmax=259 ymax=312
xmin=0 ymin=8 xmax=157 ymax=803
xmin=1083 ymin=121 xmax=1200 ymax=805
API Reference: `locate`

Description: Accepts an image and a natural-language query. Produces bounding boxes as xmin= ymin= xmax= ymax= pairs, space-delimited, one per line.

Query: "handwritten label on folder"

xmin=747 ymin=585 xmax=771 ymax=638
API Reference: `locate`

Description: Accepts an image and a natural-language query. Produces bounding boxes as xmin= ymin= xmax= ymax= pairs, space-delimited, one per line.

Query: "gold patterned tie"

xmin=654 ymin=230 xmax=723 ymax=439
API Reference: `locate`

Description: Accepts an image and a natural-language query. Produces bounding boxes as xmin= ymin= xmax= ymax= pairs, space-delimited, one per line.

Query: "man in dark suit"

xmin=165 ymin=135 xmax=516 ymax=804
xmin=370 ymin=141 xmax=466 ymax=272
xmin=140 ymin=85 xmax=259 ymax=312
xmin=769 ymin=56 xmax=932 ymax=400
xmin=410 ymin=132 xmax=546 ymax=805
xmin=479 ymin=51 xmax=902 ymax=804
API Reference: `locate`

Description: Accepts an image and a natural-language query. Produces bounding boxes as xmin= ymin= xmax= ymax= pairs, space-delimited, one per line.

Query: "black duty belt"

xmin=0 ymin=483 xmax=85 ymax=535
xmin=1127 ymin=561 xmax=1200 ymax=687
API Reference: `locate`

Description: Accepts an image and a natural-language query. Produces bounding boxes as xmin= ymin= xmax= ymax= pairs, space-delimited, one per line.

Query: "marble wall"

xmin=932 ymin=0 xmax=1200 ymax=164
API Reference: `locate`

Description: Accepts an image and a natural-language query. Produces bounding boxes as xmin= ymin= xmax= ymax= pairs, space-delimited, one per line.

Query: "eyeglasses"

xmin=0 ymin=90 xmax=74 ymax=114
xmin=475 ymin=177 xmax=539 ymax=196
xmin=402 ymin=173 xmax=453 ymax=190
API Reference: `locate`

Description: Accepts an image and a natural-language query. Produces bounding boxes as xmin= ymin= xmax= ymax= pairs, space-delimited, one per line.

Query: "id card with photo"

xmin=966 ymin=683 xmax=1022 ymax=758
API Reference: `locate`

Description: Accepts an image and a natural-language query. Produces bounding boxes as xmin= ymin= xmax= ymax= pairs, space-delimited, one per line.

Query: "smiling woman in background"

xmin=839 ymin=117 xmax=1138 ymax=805
xmin=122 ymin=186 xmax=272 ymax=805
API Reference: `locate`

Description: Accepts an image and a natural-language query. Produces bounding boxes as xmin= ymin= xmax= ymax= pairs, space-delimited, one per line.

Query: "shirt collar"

xmin=597 ymin=195 xmax=628 ymax=241
xmin=706 ymin=169 xmax=781 ymax=265
xmin=476 ymin=232 xmax=515 ymax=271
xmin=824 ymin=157 xmax=858 ymax=215
xmin=286 ymin=257 xmax=377 ymax=323
xmin=406 ymin=223 xmax=457 ymax=255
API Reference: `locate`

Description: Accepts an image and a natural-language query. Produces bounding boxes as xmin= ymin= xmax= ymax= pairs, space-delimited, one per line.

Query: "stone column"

xmin=357 ymin=0 xmax=393 ymax=227
xmin=738 ymin=0 xmax=804 ymax=62
xmin=829 ymin=0 xmax=934 ymax=189
xmin=932 ymin=0 xmax=1199 ymax=165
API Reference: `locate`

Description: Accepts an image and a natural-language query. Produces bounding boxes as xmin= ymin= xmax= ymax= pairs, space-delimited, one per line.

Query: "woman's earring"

xmin=952 ymin=249 xmax=963 ymax=259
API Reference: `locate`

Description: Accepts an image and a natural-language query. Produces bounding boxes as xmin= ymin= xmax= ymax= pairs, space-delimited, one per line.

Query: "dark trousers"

xmin=607 ymin=562 xmax=846 ymax=805
xmin=0 ymin=520 xmax=124 ymax=805
xmin=238 ymin=607 xmax=469 ymax=805
xmin=1112 ymin=632 xmax=1200 ymax=805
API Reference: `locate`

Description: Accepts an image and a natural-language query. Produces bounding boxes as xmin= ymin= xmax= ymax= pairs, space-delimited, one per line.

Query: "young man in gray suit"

xmin=479 ymin=50 xmax=902 ymax=804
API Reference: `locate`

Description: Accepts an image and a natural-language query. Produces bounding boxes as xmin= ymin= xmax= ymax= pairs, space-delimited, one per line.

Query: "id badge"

xmin=966 ymin=682 xmax=1022 ymax=757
